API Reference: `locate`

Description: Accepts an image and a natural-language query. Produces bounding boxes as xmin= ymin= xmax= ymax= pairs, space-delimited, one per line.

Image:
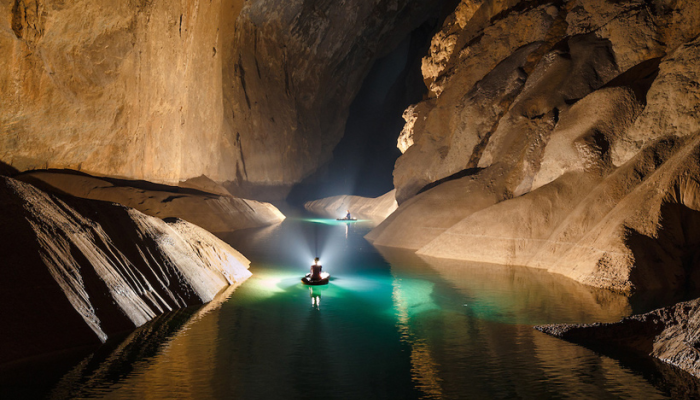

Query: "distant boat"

xmin=302 ymin=272 xmax=330 ymax=285
xmin=336 ymin=217 xmax=357 ymax=221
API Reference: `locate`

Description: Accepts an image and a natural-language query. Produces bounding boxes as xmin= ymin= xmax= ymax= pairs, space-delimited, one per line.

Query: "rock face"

xmin=537 ymin=297 xmax=700 ymax=379
xmin=223 ymin=0 xmax=451 ymax=195
xmin=369 ymin=0 xmax=700 ymax=293
xmin=0 ymin=176 xmax=252 ymax=364
xmin=1 ymin=0 xmax=244 ymax=184
xmin=304 ymin=190 xmax=398 ymax=221
xmin=16 ymin=170 xmax=285 ymax=233
xmin=1 ymin=0 xmax=450 ymax=196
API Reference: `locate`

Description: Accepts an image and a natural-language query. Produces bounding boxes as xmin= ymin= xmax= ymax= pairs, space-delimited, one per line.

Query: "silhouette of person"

xmin=310 ymin=257 xmax=322 ymax=280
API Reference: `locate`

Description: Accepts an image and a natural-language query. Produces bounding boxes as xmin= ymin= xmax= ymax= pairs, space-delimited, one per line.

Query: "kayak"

xmin=302 ymin=271 xmax=330 ymax=285
xmin=336 ymin=218 xmax=357 ymax=221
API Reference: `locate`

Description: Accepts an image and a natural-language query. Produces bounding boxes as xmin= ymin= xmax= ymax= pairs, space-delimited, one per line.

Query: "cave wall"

xmin=1 ymin=0 xmax=245 ymax=184
xmin=1 ymin=0 xmax=451 ymax=195
xmin=223 ymin=0 xmax=452 ymax=196
xmin=369 ymin=0 xmax=700 ymax=294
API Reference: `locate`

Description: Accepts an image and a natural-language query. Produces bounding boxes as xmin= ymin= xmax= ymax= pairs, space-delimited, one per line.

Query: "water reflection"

xmin=309 ymin=286 xmax=322 ymax=309
xmin=379 ymin=248 xmax=632 ymax=325
xmin=378 ymin=247 xmax=679 ymax=399
xmin=9 ymin=215 xmax=698 ymax=399
xmin=391 ymin=276 xmax=443 ymax=399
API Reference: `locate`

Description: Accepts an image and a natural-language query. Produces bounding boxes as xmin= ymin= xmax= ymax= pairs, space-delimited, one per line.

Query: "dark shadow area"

xmin=416 ymin=167 xmax=483 ymax=196
xmin=602 ymin=57 xmax=662 ymax=104
xmin=0 ymin=161 xmax=18 ymax=177
xmin=0 ymin=306 xmax=201 ymax=400
xmin=535 ymin=330 xmax=700 ymax=400
xmin=287 ymin=16 xmax=442 ymax=205
xmin=627 ymin=202 xmax=700 ymax=294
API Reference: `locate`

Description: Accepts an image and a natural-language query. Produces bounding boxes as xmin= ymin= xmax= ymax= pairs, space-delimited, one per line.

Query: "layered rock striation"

xmin=0 ymin=176 xmax=252 ymax=364
xmin=369 ymin=0 xmax=700 ymax=294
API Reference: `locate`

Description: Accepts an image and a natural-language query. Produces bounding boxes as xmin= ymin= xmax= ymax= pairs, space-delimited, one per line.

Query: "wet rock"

xmin=536 ymin=297 xmax=700 ymax=379
xmin=0 ymin=176 xmax=252 ymax=364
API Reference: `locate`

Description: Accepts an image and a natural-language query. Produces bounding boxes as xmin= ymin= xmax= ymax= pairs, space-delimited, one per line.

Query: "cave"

xmin=4 ymin=0 xmax=700 ymax=398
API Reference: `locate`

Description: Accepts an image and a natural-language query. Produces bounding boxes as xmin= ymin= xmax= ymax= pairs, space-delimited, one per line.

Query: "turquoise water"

xmin=3 ymin=215 xmax=691 ymax=399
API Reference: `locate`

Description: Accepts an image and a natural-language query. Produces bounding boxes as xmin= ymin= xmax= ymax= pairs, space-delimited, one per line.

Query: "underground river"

xmin=3 ymin=211 xmax=695 ymax=399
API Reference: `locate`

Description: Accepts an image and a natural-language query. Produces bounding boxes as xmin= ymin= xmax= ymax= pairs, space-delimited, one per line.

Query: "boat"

xmin=302 ymin=271 xmax=330 ymax=285
xmin=336 ymin=217 xmax=357 ymax=221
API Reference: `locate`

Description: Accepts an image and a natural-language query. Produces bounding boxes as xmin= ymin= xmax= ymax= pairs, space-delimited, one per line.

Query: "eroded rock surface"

xmin=537 ymin=298 xmax=700 ymax=379
xmin=304 ymin=190 xmax=398 ymax=221
xmin=0 ymin=176 xmax=251 ymax=364
xmin=369 ymin=0 xmax=700 ymax=294
xmin=16 ymin=170 xmax=285 ymax=233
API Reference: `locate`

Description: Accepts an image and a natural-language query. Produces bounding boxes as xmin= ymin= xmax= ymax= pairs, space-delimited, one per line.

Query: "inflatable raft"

xmin=302 ymin=272 xmax=330 ymax=285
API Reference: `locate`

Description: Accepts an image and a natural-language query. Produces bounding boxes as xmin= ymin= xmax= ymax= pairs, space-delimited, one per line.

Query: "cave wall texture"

xmin=368 ymin=0 xmax=700 ymax=296
xmin=1 ymin=0 xmax=449 ymax=196
xmin=0 ymin=175 xmax=252 ymax=364
xmin=1 ymin=0 xmax=240 ymax=183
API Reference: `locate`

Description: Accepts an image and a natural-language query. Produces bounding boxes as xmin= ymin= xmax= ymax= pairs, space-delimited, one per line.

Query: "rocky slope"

xmin=304 ymin=190 xmax=398 ymax=221
xmin=0 ymin=176 xmax=252 ymax=364
xmin=368 ymin=0 xmax=700 ymax=294
xmin=16 ymin=170 xmax=285 ymax=233
xmin=1 ymin=0 xmax=451 ymax=197
xmin=537 ymin=297 xmax=700 ymax=379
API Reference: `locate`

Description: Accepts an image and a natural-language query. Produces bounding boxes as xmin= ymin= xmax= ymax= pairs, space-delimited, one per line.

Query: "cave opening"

xmin=286 ymin=17 xmax=441 ymax=204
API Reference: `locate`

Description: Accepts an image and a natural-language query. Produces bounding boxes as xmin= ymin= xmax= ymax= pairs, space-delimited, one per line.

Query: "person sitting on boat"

xmin=345 ymin=210 xmax=352 ymax=220
xmin=310 ymin=257 xmax=323 ymax=280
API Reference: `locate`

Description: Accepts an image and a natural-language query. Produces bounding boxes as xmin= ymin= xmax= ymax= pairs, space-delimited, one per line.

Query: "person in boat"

xmin=345 ymin=210 xmax=352 ymax=220
xmin=310 ymin=257 xmax=323 ymax=280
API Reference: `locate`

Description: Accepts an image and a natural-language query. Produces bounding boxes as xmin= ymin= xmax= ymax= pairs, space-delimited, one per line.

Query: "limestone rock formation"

xmin=304 ymin=190 xmax=398 ymax=221
xmin=537 ymin=297 xmax=700 ymax=379
xmin=369 ymin=0 xmax=700 ymax=294
xmin=1 ymin=0 xmax=243 ymax=184
xmin=224 ymin=0 xmax=452 ymax=195
xmin=0 ymin=176 xmax=252 ymax=364
xmin=16 ymin=170 xmax=285 ymax=233
xmin=1 ymin=0 xmax=451 ymax=197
